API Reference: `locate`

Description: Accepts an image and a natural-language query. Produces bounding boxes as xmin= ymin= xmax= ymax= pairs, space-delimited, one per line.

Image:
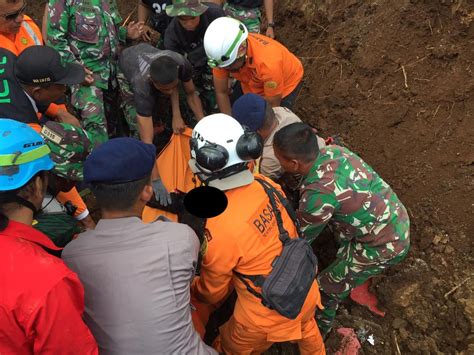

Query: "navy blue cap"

xmin=84 ymin=138 xmax=156 ymax=184
xmin=231 ymin=93 xmax=267 ymax=131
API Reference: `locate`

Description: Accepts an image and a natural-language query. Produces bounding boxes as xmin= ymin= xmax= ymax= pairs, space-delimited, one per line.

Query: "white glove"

xmin=151 ymin=178 xmax=172 ymax=206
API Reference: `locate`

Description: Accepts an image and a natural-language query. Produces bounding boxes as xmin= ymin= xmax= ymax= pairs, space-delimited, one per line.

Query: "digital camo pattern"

xmin=165 ymin=0 xmax=208 ymax=17
xmin=47 ymin=0 xmax=136 ymax=144
xmin=71 ymin=84 xmax=108 ymax=145
xmin=47 ymin=0 xmax=127 ymax=89
xmin=316 ymin=244 xmax=408 ymax=335
xmin=115 ymin=68 xmax=139 ymax=138
xmin=297 ymin=145 xmax=410 ymax=335
xmin=224 ymin=2 xmax=262 ymax=33
xmin=40 ymin=121 xmax=93 ymax=181
xmin=298 ymin=145 xmax=410 ymax=253
xmin=193 ymin=65 xmax=218 ymax=114
xmin=70 ymin=71 xmax=137 ymax=146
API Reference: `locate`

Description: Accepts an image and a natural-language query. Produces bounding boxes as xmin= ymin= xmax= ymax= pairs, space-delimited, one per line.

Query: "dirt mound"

xmin=276 ymin=0 xmax=474 ymax=353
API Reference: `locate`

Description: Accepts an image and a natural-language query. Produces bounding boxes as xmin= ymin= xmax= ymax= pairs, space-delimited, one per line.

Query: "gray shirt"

xmin=261 ymin=107 xmax=327 ymax=179
xmin=119 ymin=43 xmax=193 ymax=117
xmin=62 ymin=216 xmax=216 ymax=355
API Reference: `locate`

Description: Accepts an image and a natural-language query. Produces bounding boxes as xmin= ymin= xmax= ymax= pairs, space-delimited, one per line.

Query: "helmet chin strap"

xmin=195 ymin=162 xmax=249 ymax=186
xmin=0 ymin=194 xmax=38 ymax=216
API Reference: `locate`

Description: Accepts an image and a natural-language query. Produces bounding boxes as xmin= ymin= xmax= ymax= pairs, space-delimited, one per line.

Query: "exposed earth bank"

xmin=276 ymin=0 xmax=473 ymax=353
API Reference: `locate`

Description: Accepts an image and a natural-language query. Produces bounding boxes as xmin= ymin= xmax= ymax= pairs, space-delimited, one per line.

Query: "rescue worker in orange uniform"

xmin=204 ymin=17 xmax=303 ymax=115
xmin=0 ymin=0 xmax=41 ymax=55
xmin=189 ymin=114 xmax=325 ymax=354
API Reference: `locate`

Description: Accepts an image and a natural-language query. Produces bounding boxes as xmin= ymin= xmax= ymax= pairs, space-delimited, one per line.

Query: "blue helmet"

xmin=0 ymin=119 xmax=54 ymax=191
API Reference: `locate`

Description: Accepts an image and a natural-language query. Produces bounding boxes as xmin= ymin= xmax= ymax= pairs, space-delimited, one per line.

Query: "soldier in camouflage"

xmin=273 ymin=123 xmax=410 ymax=337
xmin=45 ymin=0 xmax=144 ymax=146
xmin=224 ymin=0 xmax=275 ymax=38
xmin=37 ymin=120 xmax=94 ymax=247
xmin=41 ymin=120 xmax=94 ymax=181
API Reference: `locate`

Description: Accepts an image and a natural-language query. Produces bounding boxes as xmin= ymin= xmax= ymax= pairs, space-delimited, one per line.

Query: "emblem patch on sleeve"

xmin=264 ymin=81 xmax=278 ymax=89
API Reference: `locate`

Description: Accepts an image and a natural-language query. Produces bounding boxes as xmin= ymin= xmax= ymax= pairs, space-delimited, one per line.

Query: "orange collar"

xmin=243 ymin=36 xmax=256 ymax=69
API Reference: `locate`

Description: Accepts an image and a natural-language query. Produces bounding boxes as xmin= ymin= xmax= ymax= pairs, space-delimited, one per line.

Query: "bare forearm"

xmin=78 ymin=215 xmax=96 ymax=230
xmin=41 ymin=3 xmax=48 ymax=40
xmin=213 ymin=76 xmax=232 ymax=115
xmin=137 ymin=1 xmax=150 ymax=22
xmin=264 ymin=0 xmax=274 ymax=24
xmin=137 ymin=115 xmax=154 ymax=144
xmin=170 ymin=88 xmax=181 ymax=119
xmin=216 ymin=92 xmax=232 ymax=115
xmin=151 ymin=161 xmax=160 ymax=181
xmin=187 ymin=93 xmax=205 ymax=120
xmin=170 ymin=88 xmax=187 ymax=133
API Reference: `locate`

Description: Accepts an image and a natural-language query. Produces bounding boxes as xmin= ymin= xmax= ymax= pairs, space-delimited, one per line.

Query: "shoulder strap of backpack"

xmin=255 ymin=177 xmax=303 ymax=240
xmin=234 ymin=270 xmax=272 ymax=308
xmin=255 ymin=177 xmax=290 ymax=244
xmin=233 ymin=177 xmax=301 ymax=304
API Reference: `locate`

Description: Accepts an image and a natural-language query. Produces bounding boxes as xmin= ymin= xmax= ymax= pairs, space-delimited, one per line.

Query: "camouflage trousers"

xmin=316 ymin=231 xmax=410 ymax=336
xmin=224 ymin=3 xmax=262 ymax=34
xmin=193 ymin=65 xmax=218 ymax=115
xmin=71 ymin=69 xmax=137 ymax=146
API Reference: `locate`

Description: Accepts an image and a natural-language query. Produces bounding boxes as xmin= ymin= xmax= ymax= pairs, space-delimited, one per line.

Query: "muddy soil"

xmin=30 ymin=0 xmax=473 ymax=353
xmin=276 ymin=0 xmax=474 ymax=353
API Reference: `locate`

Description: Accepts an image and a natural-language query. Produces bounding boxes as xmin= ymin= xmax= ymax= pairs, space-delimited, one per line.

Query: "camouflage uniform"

xmin=298 ymin=145 xmax=410 ymax=336
xmin=223 ymin=3 xmax=262 ymax=33
xmin=46 ymin=0 xmax=137 ymax=146
xmin=40 ymin=121 xmax=94 ymax=181
xmin=37 ymin=121 xmax=94 ymax=248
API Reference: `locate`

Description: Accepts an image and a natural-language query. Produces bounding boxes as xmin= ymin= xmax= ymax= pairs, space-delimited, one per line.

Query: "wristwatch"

xmin=268 ymin=22 xmax=275 ymax=28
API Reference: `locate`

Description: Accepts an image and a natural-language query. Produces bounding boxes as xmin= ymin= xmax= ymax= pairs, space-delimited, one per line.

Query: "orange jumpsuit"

xmin=192 ymin=175 xmax=325 ymax=354
xmin=0 ymin=15 xmax=88 ymax=220
xmin=213 ymin=34 xmax=304 ymax=99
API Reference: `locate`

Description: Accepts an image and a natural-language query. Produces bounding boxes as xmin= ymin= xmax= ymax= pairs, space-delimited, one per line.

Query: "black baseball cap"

xmin=15 ymin=45 xmax=85 ymax=86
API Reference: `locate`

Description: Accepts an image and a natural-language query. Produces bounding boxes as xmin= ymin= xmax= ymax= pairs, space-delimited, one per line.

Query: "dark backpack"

xmin=234 ymin=178 xmax=318 ymax=319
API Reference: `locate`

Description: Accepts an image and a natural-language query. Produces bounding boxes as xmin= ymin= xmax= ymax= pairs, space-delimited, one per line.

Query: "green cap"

xmin=166 ymin=0 xmax=208 ymax=17
xmin=40 ymin=121 xmax=93 ymax=181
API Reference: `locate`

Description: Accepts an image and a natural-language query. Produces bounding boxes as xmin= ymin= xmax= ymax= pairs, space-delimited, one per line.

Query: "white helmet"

xmin=190 ymin=114 xmax=263 ymax=190
xmin=204 ymin=17 xmax=248 ymax=68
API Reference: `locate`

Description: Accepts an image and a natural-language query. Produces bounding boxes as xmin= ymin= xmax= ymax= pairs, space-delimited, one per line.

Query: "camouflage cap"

xmin=166 ymin=0 xmax=208 ymax=17
xmin=40 ymin=121 xmax=93 ymax=181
